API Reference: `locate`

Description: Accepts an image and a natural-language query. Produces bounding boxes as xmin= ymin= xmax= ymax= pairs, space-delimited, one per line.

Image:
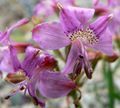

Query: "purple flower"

xmin=0 ymin=18 xmax=29 ymax=45
xmin=33 ymin=0 xmax=54 ymax=18
xmin=32 ymin=5 xmax=113 ymax=78
xmin=5 ymin=46 xmax=76 ymax=108
xmin=33 ymin=0 xmax=75 ymax=18
xmin=22 ymin=46 xmax=76 ymax=107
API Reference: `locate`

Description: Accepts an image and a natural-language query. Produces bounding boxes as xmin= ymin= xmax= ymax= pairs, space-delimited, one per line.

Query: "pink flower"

xmin=32 ymin=5 xmax=113 ymax=78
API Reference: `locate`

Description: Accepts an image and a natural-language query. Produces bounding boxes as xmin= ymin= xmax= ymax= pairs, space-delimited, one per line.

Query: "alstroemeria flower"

xmin=93 ymin=0 xmax=120 ymax=35
xmin=5 ymin=46 xmax=76 ymax=108
xmin=0 ymin=18 xmax=29 ymax=45
xmin=32 ymin=6 xmax=113 ymax=78
xmin=33 ymin=0 xmax=54 ymax=18
xmin=33 ymin=0 xmax=75 ymax=18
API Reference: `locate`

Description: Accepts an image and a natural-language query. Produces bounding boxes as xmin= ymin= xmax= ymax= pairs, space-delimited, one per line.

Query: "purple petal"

xmin=93 ymin=0 xmax=99 ymax=6
xmin=82 ymin=51 xmax=93 ymax=79
xmin=28 ymin=80 xmax=45 ymax=108
xmin=0 ymin=18 xmax=29 ymax=45
xmin=21 ymin=46 xmax=40 ymax=77
xmin=7 ymin=18 xmax=29 ymax=33
xmin=22 ymin=46 xmax=56 ymax=77
xmin=59 ymin=6 xmax=95 ymax=31
xmin=0 ymin=46 xmax=21 ymax=73
xmin=89 ymin=14 xmax=113 ymax=38
xmin=62 ymin=40 xmax=83 ymax=74
xmin=38 ymin=71 xmax=76 ymax=98
xmin=9 ymin=45 xmax=21 ymax=72
xmin=70 ymin=7 xmax=95 ymax=26
xmin=59 ymin=6 xmax=80 ymax=32
xmin=0 ymin=47 xmax=14 ymax=73
xmin=108 ymin=0 xmax=120 ymax=6
xmin=91 ymin=29 xmax=113 ymax=55
xmin=53 ymin=0 xmax=75 ymax=5
xmin=32 ymin=22 xmax=71 ymax=50
xmin=33 ymin=1 xmax=54 ymax=17
xmin=109 ymin=8 xmax=120 ymax=34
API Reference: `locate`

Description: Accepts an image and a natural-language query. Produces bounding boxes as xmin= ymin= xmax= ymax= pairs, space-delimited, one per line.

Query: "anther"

xmin=5 ymin=95 xmax=11 ymax=99
xmin=57 ymin=3 xmax=63 ymax=10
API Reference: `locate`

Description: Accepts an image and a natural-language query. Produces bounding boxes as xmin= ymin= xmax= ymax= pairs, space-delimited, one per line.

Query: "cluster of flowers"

xmin=0 ymin=0 xmax=119 ymax=108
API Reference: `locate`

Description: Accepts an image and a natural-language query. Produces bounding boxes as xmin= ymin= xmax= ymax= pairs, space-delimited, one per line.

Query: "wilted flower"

xmin=32 ymin=5 xmax=113 ymax=78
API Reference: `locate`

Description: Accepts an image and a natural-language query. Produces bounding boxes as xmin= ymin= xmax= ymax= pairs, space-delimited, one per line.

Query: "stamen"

xmin=67 ymin=28 xmax=99 ymax=45
xmin=57 ymin=3 xmax=63 ymax=10
xmin=108 ymin=14 xmax=113 ymax=20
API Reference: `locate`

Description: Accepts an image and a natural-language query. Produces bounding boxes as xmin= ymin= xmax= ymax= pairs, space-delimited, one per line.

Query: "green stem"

xmin=102 ymin=61 xmax=115 ymax=108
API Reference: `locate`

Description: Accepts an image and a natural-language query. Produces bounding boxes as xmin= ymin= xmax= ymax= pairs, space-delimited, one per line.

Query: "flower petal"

xmin=59 ymin=6 xmax=95 ymax=32
xmin=53 ymin=0 xmax=75 ymax=6
xmin=39 ymin=71 xmax=76 ymax=98
xmin=7 ymin=18 xmax=29 ymax=33
xmin=28 ymin=80 xmax=45 ymax=108
xmin=0 ymin=47 xmax=14 ymax=73
xmin=89 ymin=14 xmax=113 ymax=38
xmin=0 ymin=45 xmax=21 ymax=73
xmin=0 ymin=18 xmax=29 ymax=45
xmin=62 ymin=40 xmax=83 ymax=74
xmin=33 ymin=0 xmax=54 ymax=18
xmin=32 ymin=22 xmax=71 ymax=50
xmin=9 ymin=45 xmax=21 ymax=72
xmin=59 ymin=6 xmax=80 ymax=32
xmin=22 ymin=46 xmax=56 ymax=77
xmin=21 ymin=46 xmax=40 ymax=77
xmin=91 ymin=29 xmax=113 ymax=55
xmin=70 ymin=7 xmax=95 ymax=26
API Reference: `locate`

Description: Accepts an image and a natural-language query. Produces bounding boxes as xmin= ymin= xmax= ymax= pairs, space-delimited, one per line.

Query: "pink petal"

xmin=21 ymin=46 xmax=40 ymax=77
xmin=33 ymin=0 xmax=54 ymax=17
xmin=90 ymin=14 xmax=113 ymax=37
xmin=52 ymin=0 xmax=75 ymax=6
xmin=91 ymin=29 xmax=113 ymax=55
xmin=7 ymin=18 xmax=29 ymax=33
xmin=28 ymin=80 xmax=45 ymax=108
xmin=59 ymin=6 xmax=95 ymax=32
xmin=0 ymin=45 xmax=21 ymax=73
xmin=59 ymin=6 xmax=80 ymax=32
xmin=0 ymin=18 xmax=29 ymax=45
xmin=32 ymin=22 xmax=71 ymax=50
xmin=39 ymin=71 xmax=76 ymax=98
xmin=9 ymin=45 xmax=21 ymax=72
xmin=62 ymin=40 xmax=83 ymax=74
xmin=70 ymin=7 xmax=95 ymax=26
xmin=0 ymin=47 xmax=14 ymax=73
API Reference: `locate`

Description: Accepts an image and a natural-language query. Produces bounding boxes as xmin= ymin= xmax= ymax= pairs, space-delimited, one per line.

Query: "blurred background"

xmin=0 ymin=0 xmax=120 ymax=108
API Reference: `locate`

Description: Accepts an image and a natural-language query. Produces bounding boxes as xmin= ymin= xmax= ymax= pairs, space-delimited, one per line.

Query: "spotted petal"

xmin=32 ymin=22 xmax=71 ymax=50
